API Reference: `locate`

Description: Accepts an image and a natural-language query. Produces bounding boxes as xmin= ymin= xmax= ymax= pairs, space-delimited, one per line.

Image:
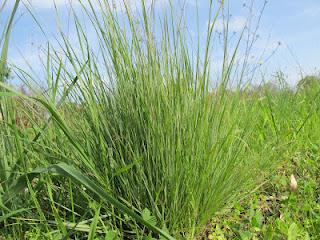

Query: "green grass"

xmin=209 ymin=145 xmax=320 ymax=240
xmin=207 ymin=85 xmax=320 ymax=239
xmin=0 ymin=0 xmax=319 ymax=239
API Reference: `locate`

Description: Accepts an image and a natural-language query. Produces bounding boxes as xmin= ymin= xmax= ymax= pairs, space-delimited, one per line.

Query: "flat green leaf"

xmin=142 ymin=208 xmax=157 ymax=227
xmin=288 ymin=223 xmax=298 ymax=240
xmin=88 ymin=206 xmax=100 ymax=240
xmin=105 ymin=231 xmax=117 ymax=240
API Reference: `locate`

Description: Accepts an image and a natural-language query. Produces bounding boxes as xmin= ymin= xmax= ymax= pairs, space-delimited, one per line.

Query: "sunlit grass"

xmin=0 ymin=0 xmax=319 ymax=239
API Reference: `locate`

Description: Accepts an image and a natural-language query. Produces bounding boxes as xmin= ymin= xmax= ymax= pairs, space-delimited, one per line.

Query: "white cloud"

xmin=21 ymin=0 xmax=168 ymax=10
xmin=212 ymin=16 xmax=247 ymax=33
xmin=22 ymin=0 xmax=80 ymax=9
xmin=301 ymin=6 xmax=320 ymax=18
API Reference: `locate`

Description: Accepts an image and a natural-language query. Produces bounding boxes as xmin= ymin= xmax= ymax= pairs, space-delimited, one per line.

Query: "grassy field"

xmin=0 ymin=0 xmax=319 ymax=239
xmin=209 ymin=144 xmax=320 ymax=239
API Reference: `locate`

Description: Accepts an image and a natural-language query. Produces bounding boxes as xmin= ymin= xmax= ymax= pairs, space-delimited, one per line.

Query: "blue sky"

xmin=2 ymin=0 xmax=320 ymax=85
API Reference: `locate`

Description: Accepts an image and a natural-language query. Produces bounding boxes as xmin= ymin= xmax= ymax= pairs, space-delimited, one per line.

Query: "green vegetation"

xmin=209 ymin=144 xmax=320 ymax=239
xmin=297 ymin=75 xmax=320 ymax=92
xmin=0 ymin=0 xmax=319 ymax=239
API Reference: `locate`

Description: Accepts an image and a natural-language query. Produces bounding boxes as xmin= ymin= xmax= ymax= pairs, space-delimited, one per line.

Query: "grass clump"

xmin=31 ymin=1 xmax=280 ymax=237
